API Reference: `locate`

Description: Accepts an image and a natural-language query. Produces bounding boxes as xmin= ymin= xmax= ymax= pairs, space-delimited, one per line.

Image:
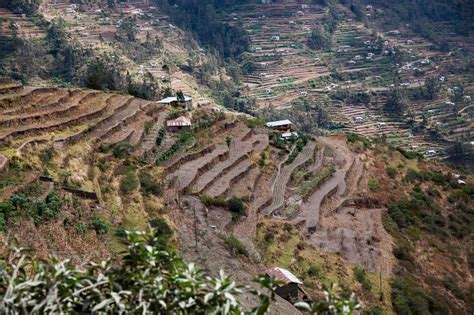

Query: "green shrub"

xmin=149 ymin=218 xmax=173 ymax=250
xmin=39 ymin=147 xmax=55 ymax=164
xmin=155 ymin=128 xmax=166 ymax=146
xmin=286 ymin=136 xmax=309 ymax=164
xmin=0 ymin=200 xmax=16 ymax=232
xmin=112 ymin=142 xmax=133 ymax=159
xmin=264 ymin=232 xmax=274 ymax=242
xmin=392 ymin=246 xmax=414 ymax=263
xmin=201 ymin=195 xmax=227 ymax=207
xmin=368 ymin=179 xmax=379 ymax=191
xmin=120 ymin=171 xmax=138 ymax=194
xmin=227 ymin=196 xmax=246 ymax=214
xmin=354 ymin=266 xmax=372 ymax=291
xmin=386 ymin=167 xmax=397 ymax=179
xmin=19 ymin=182 xmax=45 ymax=197
xmin=75 ymin=222 xmax=88 ymax=236
xmin=116 ymin=225 xmax=127 ymax=238
xmin=363 ymin=306 xmax=384 ymax=315
xmin=91 ymin=218 xmax=109 ymax=235
xmin=224 ymin=235 xmax=248 ymax=257
xmin=243 ymin=116 xmax=266 ymax=128
xmin=396 ymin=148 xmax=424 ymax=160
xmin=308 ymin=265 xmax=322 ymax=278
xmin=346 ymin=133 xmax=371 ymax=148
xmin=139 ymin=172 xmax=162 ymax=196
xmin=231 ymin=212 xmax=241 ymax=222
xmin=144 ymin=121 xmax=154 ymax=134
xmin=158 ymin=132 xmax=193 ymax=162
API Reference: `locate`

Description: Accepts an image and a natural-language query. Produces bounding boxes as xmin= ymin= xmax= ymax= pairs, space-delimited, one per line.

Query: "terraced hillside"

xmin=0 ymin=81 xmax=167 ymax=153
xmin=39 ymin=0 xmax=214 ymax=104
xmin=0 ymin=7 xmax=46 ymax=39
xmin=221 ymin=1 xmax=473 ymax=161
xmin=0 ymin=80 xmax=472 ymax=313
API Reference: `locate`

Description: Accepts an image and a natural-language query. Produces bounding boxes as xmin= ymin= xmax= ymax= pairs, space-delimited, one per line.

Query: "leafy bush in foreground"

xmin=0 ymin=228 xmax=360 ymax=314
xmin=0 ymin=228 xmax=273 ymax=314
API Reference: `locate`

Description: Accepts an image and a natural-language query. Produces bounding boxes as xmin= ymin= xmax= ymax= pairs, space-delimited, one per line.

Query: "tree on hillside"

xmin=176 ymin=90 xmax=185 ymax=102
xmin=0 ymin=0 xmax=41 ymax=15
xmin=384 ymin=88 xmax=407 ymax=116
xmin=424 ymin=77 xmax=439 ymax=100
xmin=307 ymin=25 xmax=332 ymax=50
xmin=117 ymin=18 xmax=137 ymax=42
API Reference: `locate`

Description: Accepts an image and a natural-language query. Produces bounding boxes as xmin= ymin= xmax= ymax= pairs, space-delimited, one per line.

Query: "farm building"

xmin=166 ymin=116 xmax=192 ymax=132
xmin=158 ymin=96 xmax=193 ymax=111
xmin=266 ymin=119 xmax=293 ymax=132
xmin=266 ymin=267 xmax=309 ymax=303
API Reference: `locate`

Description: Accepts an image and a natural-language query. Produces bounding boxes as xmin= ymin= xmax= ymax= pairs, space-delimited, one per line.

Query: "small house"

xmin=354 ymin=116 xmax=364 ymax=123
xmin=425 ymin=149 xmax=437 ymax=157
xmin=266 ymin=119 xmax=293 ymax=132
xmin=271 ymin=35 xmax=280 ymax=41
xmin=159 ymin=96 xmax=193 ymax=111
xmin=458 ymin=179 xmax=466 ymax=186
xmin=166 ymin=116 xmax=191 ymax=132
xmin=266 ymin=267 xmax=309 ymax=303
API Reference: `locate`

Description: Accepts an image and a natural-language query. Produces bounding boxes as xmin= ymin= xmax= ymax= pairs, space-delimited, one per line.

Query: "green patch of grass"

xmin=346 ymin=133 xmax=371 ymax=148
xmin=241 ymin=116 xmax=266 ymax=128
xmin=158 ymin=132 xmax=194 ymax=162
xmin=120 ymin=170 xmax=138 ymax=195
xmin=368 ymin=178 xmax=379 ymax=191
xmin=90 ymin=218 xmax=109 ymax=235
xmin=354 ymin=266 xmax=372 ymax=292
xmin=139 ymin=172 xmax=161 ymax=197
xmin=224 ymin=235 xmax=248 ymax=257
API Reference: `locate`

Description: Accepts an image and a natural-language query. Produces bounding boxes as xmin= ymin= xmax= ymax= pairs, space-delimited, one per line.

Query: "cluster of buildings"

xmin=159 ymin=95 xmax=194 ymax=132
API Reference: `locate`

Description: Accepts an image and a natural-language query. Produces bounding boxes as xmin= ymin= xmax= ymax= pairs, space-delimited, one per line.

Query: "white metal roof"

xmin=166 ymin=116 xmax=191 ymax=127
xmin=266 ymin=267 xmax=302 ymax=285
xmin=266 ymin=119 xmax=292 ymax=128
xmin=159 ymin=96 xmax=192 ymax=104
